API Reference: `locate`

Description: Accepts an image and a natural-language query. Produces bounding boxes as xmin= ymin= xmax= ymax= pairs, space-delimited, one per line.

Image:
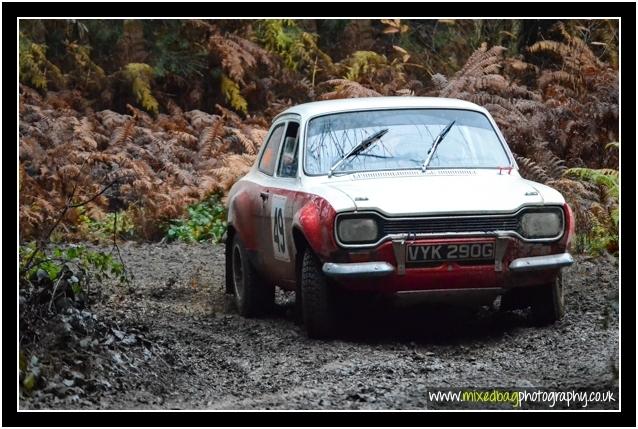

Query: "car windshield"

xmin=304 ymin=108 xmax=511 ymax=176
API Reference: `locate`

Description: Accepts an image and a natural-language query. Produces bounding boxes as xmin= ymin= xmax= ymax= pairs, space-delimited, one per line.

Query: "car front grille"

xmin=380 ymin=215 xmax=521 ymax=235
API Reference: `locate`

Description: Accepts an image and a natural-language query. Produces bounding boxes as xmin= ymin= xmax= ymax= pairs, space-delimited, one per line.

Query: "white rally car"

xmin=225 ymin=97 xmax=575 ymax=338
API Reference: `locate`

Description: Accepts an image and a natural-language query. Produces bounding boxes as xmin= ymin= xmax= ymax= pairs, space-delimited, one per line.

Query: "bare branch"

xmin=67 ymin=175 xmax=132 ymax=208
xmin=21 ymin=172 xmax=132 ymax=275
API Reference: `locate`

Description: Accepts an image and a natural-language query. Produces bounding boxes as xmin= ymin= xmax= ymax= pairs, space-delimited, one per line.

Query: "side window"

xmin=277 ymin=122 xmax=300 ymax=178
xmin=258 ymin=123 xmax=285 ymax=176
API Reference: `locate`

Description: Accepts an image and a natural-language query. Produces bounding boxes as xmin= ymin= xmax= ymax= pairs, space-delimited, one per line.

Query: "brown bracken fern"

xmin=19 ymin=84 xmax=267 ymax=240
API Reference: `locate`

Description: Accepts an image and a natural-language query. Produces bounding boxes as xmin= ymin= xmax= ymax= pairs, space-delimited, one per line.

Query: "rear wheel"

xmin=300 ymin=249 xmax=338 ymax=339
xmin=231 ymin=235 xmax=274 ymax=317
xmin=530 ymin=273 xmax=565 ymax=325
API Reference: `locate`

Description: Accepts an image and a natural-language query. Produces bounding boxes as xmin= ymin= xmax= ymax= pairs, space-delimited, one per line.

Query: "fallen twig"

xmin=48 ymin=269 xmax=66 ymax=312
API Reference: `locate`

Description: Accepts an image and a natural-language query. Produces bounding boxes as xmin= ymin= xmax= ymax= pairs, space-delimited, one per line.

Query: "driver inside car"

xmin=279 ymin=135 xmax=298 ymax=177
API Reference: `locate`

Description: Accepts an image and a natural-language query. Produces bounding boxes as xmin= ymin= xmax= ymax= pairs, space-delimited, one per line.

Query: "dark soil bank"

xmin=20 ymin=242 xmax=619 ymax=410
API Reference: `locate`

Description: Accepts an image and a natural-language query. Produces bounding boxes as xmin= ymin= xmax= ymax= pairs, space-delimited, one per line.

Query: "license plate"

xmin=406 ymin=242 xmax=495 ymax=267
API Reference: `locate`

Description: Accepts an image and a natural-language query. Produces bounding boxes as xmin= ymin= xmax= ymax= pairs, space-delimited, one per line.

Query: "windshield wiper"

xmin=421 ymin=120 xmax=455 ymax=172
xmin=328 ymin=128 xmax=389 ymax=177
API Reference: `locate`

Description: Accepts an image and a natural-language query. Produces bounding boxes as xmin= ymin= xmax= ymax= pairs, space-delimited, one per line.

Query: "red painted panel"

xmin=295 ymin=194 xmax=338 ymax=260
xmin=563 ymin=202 xmax=576 ymax=250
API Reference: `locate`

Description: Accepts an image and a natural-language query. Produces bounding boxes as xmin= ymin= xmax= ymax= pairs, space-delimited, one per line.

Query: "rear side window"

xmin=277 ymin=122 xmax=300 ymax=178
xmin=258 ymin=123 xmax=285 ymax=175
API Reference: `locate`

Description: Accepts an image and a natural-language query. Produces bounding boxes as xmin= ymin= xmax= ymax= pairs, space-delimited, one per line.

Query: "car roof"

xmin=274 ymin=96 xmax=487 ymax=121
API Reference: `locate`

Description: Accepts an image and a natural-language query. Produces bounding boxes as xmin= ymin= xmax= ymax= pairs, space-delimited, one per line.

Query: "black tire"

xmin=224 ymin=232 xmax=234 ymax=294
xmin=231 ymin=235 xmax=274 ymax=317
xmin=300 ymin=249 xmax=338 ymax=339
xmin=530 ymin=273 xmax=565 ymax=325
xmin=293 ymin=280 xmax=304 ymax=325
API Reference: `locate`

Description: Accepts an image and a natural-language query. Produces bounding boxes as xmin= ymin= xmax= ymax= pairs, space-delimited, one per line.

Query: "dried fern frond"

xmin=431 ymin=73 xmax=449 ymax=91
xmin=109 ymin=120 xmax=136 ymax=146
xmin=97 ymin=110 xmax=130 ymax=129
xmin=318 ymin=79 xmax=381 ymax=100
xmin=528 ymin=23 xmax=607 ymax=95
xmin=199 ymin=122 xmax=223 ymax=148
xmin=73 ymin=117 xmax=99 ymax=150
xmin=185 ymin=110 xmax=219 ymax=131
xmin=225 ymin=127 xmax=257 ymax=155
xmin=215 ymin=104 xmax=243 ymax=125
xmin=538 ymin=70 xmax=578 ymax=92
xmin=542 ymin=153 xmax=566 ymax=178
xmin=515 ymin=155 xmax=552 ymax=183
xmin=172 ymin=130 xmax=198 ymax=149
xmin=212 ymin=153 xmax=256 ymax=195
xmin=209 ymin=34 xmax=256 ymax=84
xmin=455 ymin=43 xmax=506 ymax=80
xmin=226 ymin=34 xmax=276 ymax=72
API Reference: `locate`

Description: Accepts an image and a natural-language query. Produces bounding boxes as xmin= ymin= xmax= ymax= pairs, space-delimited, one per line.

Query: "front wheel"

xmin=231 ymin=235 xmax=274 ymax=317
xmin=530 ymin=273 xmax=565 ymax=325
xmin=300 ymin=249 xmax=338 ymax=339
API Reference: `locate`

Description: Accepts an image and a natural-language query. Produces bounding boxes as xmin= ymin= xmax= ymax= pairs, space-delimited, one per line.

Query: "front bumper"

xmin=508 ymin=253 xmax=573 ymax=272
xmin=322 ymin=253 xmax=573 ymax=278
xmin=322 ymin=235 xmax=573 ymax=293
xmin=323 ymin=261 xmax=394 ymax=278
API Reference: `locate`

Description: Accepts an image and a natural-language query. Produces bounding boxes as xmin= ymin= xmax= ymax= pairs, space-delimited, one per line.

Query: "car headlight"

xmin=337 ymin=217 xmax=379 ymax=244
xmin=520 ymin=210 xmax=563 ymax=238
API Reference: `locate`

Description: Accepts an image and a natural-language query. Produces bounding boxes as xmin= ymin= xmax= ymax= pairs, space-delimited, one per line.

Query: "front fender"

xmin=293 ymin=194 xmax=338 ymax=261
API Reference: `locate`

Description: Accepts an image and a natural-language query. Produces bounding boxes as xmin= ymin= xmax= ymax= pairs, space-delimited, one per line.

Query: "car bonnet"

xmin=320 ymin=170 xmax=560 ymax=216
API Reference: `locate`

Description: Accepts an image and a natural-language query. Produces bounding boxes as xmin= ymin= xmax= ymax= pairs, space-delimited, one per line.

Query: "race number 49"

xmin=271 ymin=195 xmax=290 ymax=262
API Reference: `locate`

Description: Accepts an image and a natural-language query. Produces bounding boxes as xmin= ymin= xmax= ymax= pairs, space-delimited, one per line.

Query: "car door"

xmin=263 ymin=120 xmax=301 ymax=289
xmin=252 ymin=120 xmax=286 ymax=280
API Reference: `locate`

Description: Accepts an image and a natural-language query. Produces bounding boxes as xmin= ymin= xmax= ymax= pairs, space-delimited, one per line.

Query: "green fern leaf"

xmin=123 ymin=63 xmax=159 ymax=114
xmin=220 ymin=74 xmax=248 ymax=114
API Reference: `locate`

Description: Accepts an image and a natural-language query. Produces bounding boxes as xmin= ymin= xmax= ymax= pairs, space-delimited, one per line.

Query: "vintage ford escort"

xmin=225 ymin=97 xmax=574 ymax=338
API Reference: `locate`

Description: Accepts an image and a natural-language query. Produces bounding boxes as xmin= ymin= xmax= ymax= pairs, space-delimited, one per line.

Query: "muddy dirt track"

xmin=20 ymin=242 xmax=619 ymax=410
